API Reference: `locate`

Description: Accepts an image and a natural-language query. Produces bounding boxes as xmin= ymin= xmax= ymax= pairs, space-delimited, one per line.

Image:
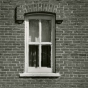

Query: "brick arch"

xmin=17 ymin=3 xmax=58 ymax=20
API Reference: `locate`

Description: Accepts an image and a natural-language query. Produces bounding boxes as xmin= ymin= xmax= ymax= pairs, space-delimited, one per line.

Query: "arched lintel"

xmin=15 ymin=10 xmax=63 ymax=24
xmin=16 ymin=3 xmax=63 ymax=24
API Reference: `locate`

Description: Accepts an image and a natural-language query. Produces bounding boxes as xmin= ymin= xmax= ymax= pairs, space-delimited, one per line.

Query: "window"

xmin=20 ymin=13 xmax=60 ymax=77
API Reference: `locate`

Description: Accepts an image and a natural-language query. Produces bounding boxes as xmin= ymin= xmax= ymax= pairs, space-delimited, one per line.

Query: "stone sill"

xmin=19 ymin=73 xmax=61 ymax=77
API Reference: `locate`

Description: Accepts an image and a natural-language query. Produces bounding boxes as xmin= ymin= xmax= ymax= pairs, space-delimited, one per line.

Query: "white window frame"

xmin=19 ymin=13 xmax=60 ymax=77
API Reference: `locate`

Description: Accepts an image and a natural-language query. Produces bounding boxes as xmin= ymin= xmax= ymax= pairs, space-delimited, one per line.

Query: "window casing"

xmin=24 ymin=13 xmax=56 ymax=74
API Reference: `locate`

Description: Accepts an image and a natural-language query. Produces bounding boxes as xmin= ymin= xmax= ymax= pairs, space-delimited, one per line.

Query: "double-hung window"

xmin=20 ymin=13 xmax=60 ymax=77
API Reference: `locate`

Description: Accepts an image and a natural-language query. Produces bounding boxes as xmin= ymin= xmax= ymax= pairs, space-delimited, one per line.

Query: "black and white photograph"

xmin=0 ymin=0 xmax=88 ymax=88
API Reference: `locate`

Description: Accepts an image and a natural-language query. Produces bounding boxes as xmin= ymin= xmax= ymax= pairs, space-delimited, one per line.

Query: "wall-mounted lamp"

xmin=56 ymin=0 xmax=62 ymax=1
xmin=15 ymin=7 xmax=24 ymax=24
xmin=56 ymin=20 xmax=63 ymax=24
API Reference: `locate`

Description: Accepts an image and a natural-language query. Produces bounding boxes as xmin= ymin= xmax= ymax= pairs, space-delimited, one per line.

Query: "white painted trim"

xmin=39 ymin=20 xmax=41 ymax=68
xmin=19 ymin=73 xmax=61 ymax=77
xmin=28 ymin=67 xmax=52 ymax=73
xmin=26 ymin=16 xmax=53 ymax=20
xmin=39 ymin=20 xmax=41 ymax=43
xmin=24 ymin=18 xmax=29 ymax=73
xmin=51 ymin=19 xmax=53 ymax=71
xmin=28 ymin=42 xmax=52 ymax=45
xmin=27 ymin=19 xmax=29 ymax=70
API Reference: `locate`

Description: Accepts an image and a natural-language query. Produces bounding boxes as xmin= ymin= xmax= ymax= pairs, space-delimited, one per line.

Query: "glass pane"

xmin=41 ymin=45 xmax=51 ymax=67
xmin=41 ymin=20 xmax=51 ymax=42
xmin=29 ymin=45 xmax=39 ymax=67
xmin=29 ymin=20 xmax=39 ymax=42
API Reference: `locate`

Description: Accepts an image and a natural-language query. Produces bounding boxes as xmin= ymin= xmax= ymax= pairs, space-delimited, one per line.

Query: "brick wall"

xmin=0 ymin=0 xmax=88 ymax=88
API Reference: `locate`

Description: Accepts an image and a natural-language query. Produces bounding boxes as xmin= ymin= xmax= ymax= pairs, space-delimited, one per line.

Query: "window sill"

xmin=19 ymin=73 xmax=61 ymax=77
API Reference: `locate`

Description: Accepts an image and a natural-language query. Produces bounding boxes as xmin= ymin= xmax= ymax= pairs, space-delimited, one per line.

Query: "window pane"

xmin=41 ymin=20 xmax=51 ymax=42
xmin=29 ymin=20 xmax=39 ymax=42
xmin=41 ymin=45 xmax=51 ymax=67
xmin=29 ymin=45 xmax=39 ymax=67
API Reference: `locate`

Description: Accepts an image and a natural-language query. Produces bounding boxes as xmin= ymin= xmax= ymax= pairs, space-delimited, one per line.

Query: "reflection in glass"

xmin=29 ymin=45 xmax=39 ymax=67
xmin=29 ymin=20 xmax=39 ymax=42
xmin=41 ymin=45 xmax=51 ymax=67
xmin=41 ymin=20 xmax=51 ymax=42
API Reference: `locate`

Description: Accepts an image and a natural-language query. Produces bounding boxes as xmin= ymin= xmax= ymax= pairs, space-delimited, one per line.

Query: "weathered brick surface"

xmin=0 ymin=0 xmax=88 ymax=88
